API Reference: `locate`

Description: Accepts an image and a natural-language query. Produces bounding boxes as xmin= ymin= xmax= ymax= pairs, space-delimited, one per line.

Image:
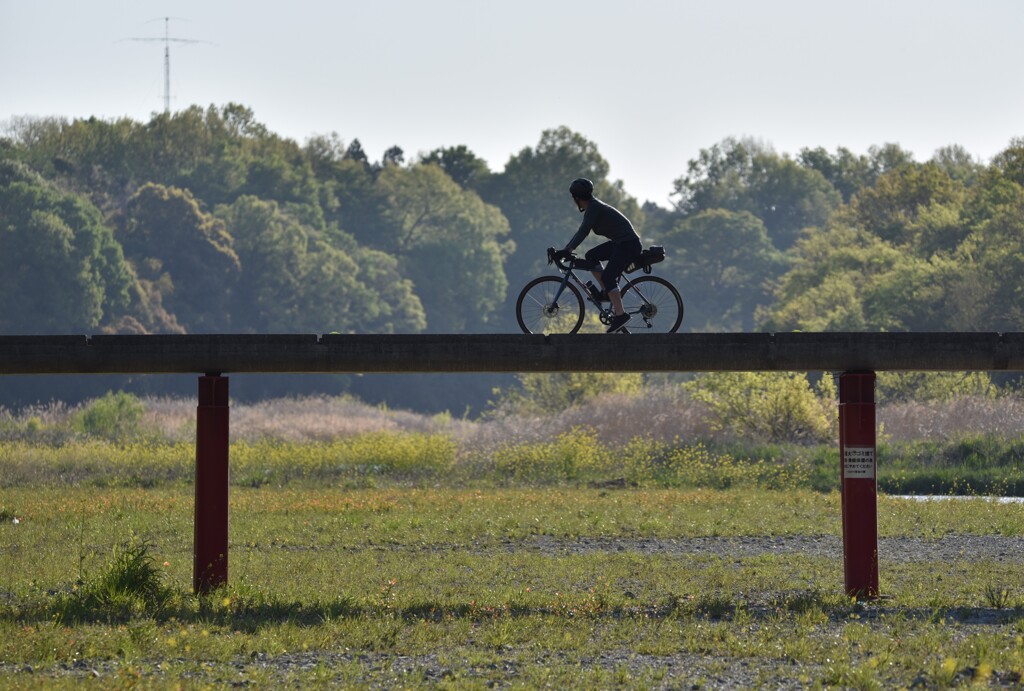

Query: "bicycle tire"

xmin=620 ymin=276 xmax=684 ymax=333
xmin=515 ymin=276 xmax=586 ymax=334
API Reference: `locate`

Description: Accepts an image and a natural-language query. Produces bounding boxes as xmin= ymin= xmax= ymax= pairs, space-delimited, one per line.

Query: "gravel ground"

xmin=3 ymin=651 xmax=827 ymax=689
xmin=524 ymin=533 xmax=1024 ymax=564
xmin=269 ymin=533 xmax=1024 ymax=564
xmin=325 ymin=533 xmax=1024 ymax=566
xmin=6 ymin=632 xmax=1021 ymax=689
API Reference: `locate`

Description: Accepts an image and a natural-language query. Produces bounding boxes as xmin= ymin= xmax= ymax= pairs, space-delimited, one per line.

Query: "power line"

xmin=121 ymin=17 xmax=211 ymax=114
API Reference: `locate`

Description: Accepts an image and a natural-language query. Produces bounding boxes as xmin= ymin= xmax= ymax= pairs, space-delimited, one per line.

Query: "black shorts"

xmin=584 ymin=238 xmax=643 ymax=292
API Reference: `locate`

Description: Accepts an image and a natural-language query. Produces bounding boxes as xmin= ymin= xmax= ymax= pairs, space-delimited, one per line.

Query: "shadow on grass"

xmin=4 ymin=589 xmax=1024 ymax=631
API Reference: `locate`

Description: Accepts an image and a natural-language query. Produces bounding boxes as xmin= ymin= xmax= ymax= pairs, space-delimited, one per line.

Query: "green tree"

xmin=930 ymin=144 xmax=984 ymax=186
xmin=381 ymin=145 xmax=405 ymax=168
xmin=798 ymin=146 xmax=878 ymax=202
xmin=664 ymin=209 xmax=786 ymax=331
xmin=0 ymin=160 xmax=134 ymax=333
xmin=637 ymin=201 xmax=677 ymax=243
xmin=851 ymin=162 xmax=965 ymax=247
xmin=796 ymin=143 xmax=917 ymax=205
xmin=304 ymin=132 xmax=348 ymax=175
xmin=757 ymin=225 xmax=951 ymax=332
xmin=345 ymin=138 xmax=370 ymax=166
xmin=421 ymin=145 xmax=491 ymax=191
xmin=949 ymin=190 xmax=1024 ymax=330
xmin=217 ymin=195 xmax=425 ymax=333
xmin=8 ymin=106 xmax=324 ymax=217
xmin=939 ymin=144 xmax=1024 ymax=331
xmin=326 ymin=230 xmax=428 ymax=334
xmin=375 ymin=163 xmax=512 ymax=332
xmin=4 ymin=115 xmax=145 ymax=217
xmin=989 ymin=138 xmax=1024 ymax=187
xmin=123 ymin=183 xmax=240 ymax=332
xmin=673 ymin=137 xmax=840 ymax=250
xmin=867 ymin=143 xmax=917 ymax=174
xmin=321 ymin=155 xmax=389 ymax=248
xmin=758 ymin=142 xmax=1024 ymax=335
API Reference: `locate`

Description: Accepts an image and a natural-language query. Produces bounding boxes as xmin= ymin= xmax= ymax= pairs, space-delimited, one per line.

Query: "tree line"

xmin=1 ymin=104 xmax=1023 ymax=408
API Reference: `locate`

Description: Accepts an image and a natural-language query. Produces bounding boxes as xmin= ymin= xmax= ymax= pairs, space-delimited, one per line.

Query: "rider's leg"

xmin=601 ymin=238 xmax=643 ymax=318
xmin=608 ymin=288 xmax=625 ymax=316
xmin=584 ymin=243 xmax=614 ymax=292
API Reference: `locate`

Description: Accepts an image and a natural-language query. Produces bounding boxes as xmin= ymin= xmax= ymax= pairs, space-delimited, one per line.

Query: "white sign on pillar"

xmin=843 ymin=446 xmax=875 ymax=479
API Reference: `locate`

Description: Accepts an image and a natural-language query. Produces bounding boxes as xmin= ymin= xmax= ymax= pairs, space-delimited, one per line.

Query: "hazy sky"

xmin=2 ymin=0 xmax=1022 ymax=205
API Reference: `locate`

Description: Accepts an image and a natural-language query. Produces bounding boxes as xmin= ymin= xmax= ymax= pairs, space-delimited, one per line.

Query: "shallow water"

xmin=889 ymin=494 xmax=1024 ymax=504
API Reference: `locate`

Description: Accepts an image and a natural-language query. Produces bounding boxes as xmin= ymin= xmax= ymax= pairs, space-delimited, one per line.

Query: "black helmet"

xmin=568 ymin=178 xmax=594 ymax=199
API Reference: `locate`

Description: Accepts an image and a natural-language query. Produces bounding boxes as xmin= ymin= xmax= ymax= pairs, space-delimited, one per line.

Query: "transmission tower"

xmin=124 ymin=17 xmax=210 ymax=113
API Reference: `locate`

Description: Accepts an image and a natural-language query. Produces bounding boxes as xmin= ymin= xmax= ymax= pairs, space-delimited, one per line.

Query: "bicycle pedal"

xmin=619 ymin=327 xmax=631 ymax=334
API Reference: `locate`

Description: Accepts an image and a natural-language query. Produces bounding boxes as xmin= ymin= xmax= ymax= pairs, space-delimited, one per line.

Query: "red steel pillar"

xmin=838 ymin=372 xmax=878 ymax=598
xmin=194 ymin=374 xmax=229 ymax=594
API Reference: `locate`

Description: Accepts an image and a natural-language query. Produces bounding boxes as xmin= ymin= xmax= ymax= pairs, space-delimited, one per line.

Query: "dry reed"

xmin=879 ymin=396 xmax=1024 ymax=442
xmin=5 ymin=390 xmax=1024 ymax=447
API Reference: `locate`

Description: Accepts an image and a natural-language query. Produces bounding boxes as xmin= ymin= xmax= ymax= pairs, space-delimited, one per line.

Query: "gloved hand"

xmin=553 ymin=249 xmax=572 ymax=262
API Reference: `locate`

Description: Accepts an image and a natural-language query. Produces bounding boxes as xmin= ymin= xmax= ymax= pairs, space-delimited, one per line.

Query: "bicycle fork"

xmin=546 ymin=273 xmax=574 ymax=313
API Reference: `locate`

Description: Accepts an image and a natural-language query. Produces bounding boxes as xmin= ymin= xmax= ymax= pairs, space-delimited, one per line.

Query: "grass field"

xmin=2 ymin=394 xmax=1024 ymax=687
xmin=3 ymin=485 xmax=1024 ymax=688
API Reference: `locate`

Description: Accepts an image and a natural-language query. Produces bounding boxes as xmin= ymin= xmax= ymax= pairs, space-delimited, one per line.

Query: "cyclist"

xmin=553 ymin=178 xmax=643 ymax=333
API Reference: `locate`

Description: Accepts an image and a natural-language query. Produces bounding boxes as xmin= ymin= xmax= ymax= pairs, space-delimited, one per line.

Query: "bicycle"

xmin=515 ymin=246 xmax=684 ymax=334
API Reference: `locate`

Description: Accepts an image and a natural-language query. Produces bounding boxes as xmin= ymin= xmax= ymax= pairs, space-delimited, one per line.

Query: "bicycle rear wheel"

xmin=516 ymin=276 xmax=586 ymax=334
xmin=620 ymin=276 xmax=684 ymax=333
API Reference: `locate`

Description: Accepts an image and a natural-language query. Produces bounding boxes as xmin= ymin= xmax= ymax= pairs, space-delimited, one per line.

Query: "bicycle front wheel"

xmin=620 ymin=276 xmax=684 ymax=333
xmin=516 ymin=276 xmax=585 ymax=334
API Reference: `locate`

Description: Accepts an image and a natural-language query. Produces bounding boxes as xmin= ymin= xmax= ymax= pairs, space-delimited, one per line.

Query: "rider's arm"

xmin=564 ymin=204 xmax=598 ymax=251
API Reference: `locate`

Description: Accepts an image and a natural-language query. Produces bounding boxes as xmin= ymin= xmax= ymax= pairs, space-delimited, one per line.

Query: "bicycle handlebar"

xmin=546 ymin=246 xmax=575 ymax=271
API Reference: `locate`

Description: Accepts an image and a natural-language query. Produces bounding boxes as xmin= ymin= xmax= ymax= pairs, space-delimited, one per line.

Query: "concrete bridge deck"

xmin=2 ymin=332 xmax=1023 ymax=374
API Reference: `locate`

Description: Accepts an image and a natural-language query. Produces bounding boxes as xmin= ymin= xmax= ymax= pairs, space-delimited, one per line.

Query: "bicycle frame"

xmin=548 ymin=265 xmax=589 ymax=306
xmin=549 ymin=260 xmax=655 ymax=326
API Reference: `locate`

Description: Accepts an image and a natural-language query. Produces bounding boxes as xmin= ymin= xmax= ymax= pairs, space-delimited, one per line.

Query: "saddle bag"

xmin=625 ymin=245 xmax=666 ymax=274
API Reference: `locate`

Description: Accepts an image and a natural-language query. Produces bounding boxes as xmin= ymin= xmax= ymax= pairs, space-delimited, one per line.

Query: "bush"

xmin=72 ymin=391 xmax=146 ymax=440
xmin=491 ymin=428 xmax=609 ymax=482
xmin=490 ymin=372 xmax=644 ymax=415
xmin=614 ymin=439 xmax=812 ymax=490
xmin=230 ymin=433 xmax=458 ymax=486
xmin=684 ymin=372 xmax=836 ymax=444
